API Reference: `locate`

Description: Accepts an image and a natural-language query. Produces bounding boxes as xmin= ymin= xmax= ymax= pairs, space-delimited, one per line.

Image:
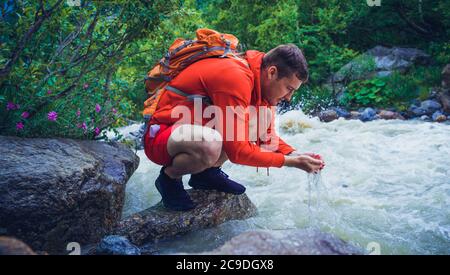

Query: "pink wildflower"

xmin=47 ymin=111 xmax=58 ymax=121
xmin=94 ymin=127 xmax=100 ymax=136
xmin=16 ymin=122 xmax=24 ymax=131
xmin=21 ymin=112 xmax=30 ymax=119
xmin=6 ymin=102 xmax=17 ymax=111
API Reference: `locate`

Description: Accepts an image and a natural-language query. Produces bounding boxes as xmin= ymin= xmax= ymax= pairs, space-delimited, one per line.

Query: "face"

xmin=261 ymin=66 xmax=303 ymax=106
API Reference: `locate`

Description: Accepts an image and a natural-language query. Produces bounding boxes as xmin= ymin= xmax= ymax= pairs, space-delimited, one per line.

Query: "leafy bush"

xmin=2 ymin=0 xmax=450 ymax=139
xmin=428 ymin=42 xmax=450 ymax=65
xmin=0 ymin=0 xmax=178 ymax=139
xmin=340 ymin=65 xmax=442 ymax=109
xmin=340 ymin=78 xmax=388 ymax=107
xmin=118 ymin=2 xmax=208 ymax=121
xmin=294 ymin=85 xmax=335 ymax=114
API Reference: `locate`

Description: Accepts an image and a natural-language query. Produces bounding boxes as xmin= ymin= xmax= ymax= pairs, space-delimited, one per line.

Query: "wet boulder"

xmin=115 ymin=190 xmax=257 ymax=245
xmin=408 ymin=105 xmax=428 ymax=117
xmin=319 ymin=110 xmax=338 ymax=122
xmin=95 ymin=235 xmax=141 ymax=255
xmin=420 ymin=100 xmax=442 ymax=115
xmin=432 ymin=111 xmax=447 ymax=122
xmin=378 ymin=110 xmax=395 ymax=120
xmin=206 ymin=229 xmax=363 ymax=255
xmin=360 ymin=107 xmax=377 ymax=122
xmin=378 ymin=110 xmax=404 ymax=120
xmin=333 ymin=107 xmax=351 ymax=119
xmin=0 ymin=136 xmax=139 ymax=254
xmin=420 ymin=115 xmax=431 ymax=121
xmin=350 ymin=111 xmax=361 ymax=120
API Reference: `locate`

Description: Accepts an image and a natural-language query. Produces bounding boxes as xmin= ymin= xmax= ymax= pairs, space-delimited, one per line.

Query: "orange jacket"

xmin=149 ymin=50 xmax=295 ymax=167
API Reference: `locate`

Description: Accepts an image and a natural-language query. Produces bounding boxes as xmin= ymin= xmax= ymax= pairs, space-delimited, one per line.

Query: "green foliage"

xmin=118 ymin=1 xmax=208 ymax=120
xmin=383 ymin=72 xmax=419 ymax=108
xmin=341 ymin=78 xmax=388 ymax=107
xmin=340 ymin=65 xmax=442 ymax=109
xmin=0 ymin=0 xmax=178 ymax=138
xmin=1 ymin=0 xmax=450 ymax=138
xmin=296 ymin=0 xmax=362 ymax=83
xmin=294 ymin=85 xmax=335 ymax=114
xmin=207 ymin=0 xmax=361 ymax=84
xmin=345 ymin=0 xmax=450 ymax=52
xmin=428 ymin=42 xmax=450 ymax=65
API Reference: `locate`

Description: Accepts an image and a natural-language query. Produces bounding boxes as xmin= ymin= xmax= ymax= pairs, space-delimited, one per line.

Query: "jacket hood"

xmin=245 ymin=50 xmax=265 ymax=106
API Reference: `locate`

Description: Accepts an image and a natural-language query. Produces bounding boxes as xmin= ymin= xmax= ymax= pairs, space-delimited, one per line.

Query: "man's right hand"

xmin=283 ymin=154 xmax=324 ymax=173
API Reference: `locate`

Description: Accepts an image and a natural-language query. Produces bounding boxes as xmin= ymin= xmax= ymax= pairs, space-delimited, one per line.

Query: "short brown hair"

xmin=262 ymin=44 xmax=309 ymax=82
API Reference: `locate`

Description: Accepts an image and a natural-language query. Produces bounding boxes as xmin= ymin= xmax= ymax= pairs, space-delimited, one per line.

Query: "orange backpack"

xmin=142 ymin=28 xmax=247 ymax=121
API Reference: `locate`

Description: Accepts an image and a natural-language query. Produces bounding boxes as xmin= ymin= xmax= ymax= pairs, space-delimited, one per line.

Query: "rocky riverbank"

xmin=316 ymin=49 xmax=450 ymax=124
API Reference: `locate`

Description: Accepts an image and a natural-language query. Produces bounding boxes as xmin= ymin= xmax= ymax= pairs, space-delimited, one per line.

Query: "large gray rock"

xmin=367 ymin=46 xmax=431 ymax=71
xmin=333 ymin=107 xmax=351 ymax=118
xmin=0 ymin=236 xmax=36 ymax=255
xmin=0 ymin=136 xmax=139 ymax=254
xmin=207 ymin=229 xmax=363 ymax=255
xmin=115 ymin=190 xmax=257 ymax=245
xmin=329 ymin=46 xmax=431 ymax=84
xmin=419 ymin=115 xmax=431 ymax=121
xmin=378 ymin=110 xmax=404 ymax=120
xmin=319 ymin=110 xmax=338 ymax=122
xmin=432 ymin=111 xmax=447 ymax=122
xmin=420 ymin=99 xmax=442 ymax=115
xmin=360 ymin=107 xmax=377 ymax=122
xmin=350 ymin=111 xmax=361 ymax=120
xmin=408 ymin=105 xmax=427 ymax=117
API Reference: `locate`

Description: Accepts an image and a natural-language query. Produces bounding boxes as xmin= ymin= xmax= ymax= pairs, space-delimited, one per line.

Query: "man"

xmin=143 ymin=44 xmax=325 ymax=211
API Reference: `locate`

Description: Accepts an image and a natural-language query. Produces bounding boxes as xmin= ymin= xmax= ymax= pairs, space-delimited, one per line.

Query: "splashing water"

xmin=305 ymin=170 xmax=341 ymax=233
xmin=121 ymin=110 xmax=450 ymax=254
xmin=307 ymin=172 xmax=325 ymax=225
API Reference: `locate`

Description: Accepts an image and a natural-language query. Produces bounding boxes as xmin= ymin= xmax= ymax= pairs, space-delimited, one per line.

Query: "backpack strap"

xmin=166 ymin=85 xmax=212 ymax=105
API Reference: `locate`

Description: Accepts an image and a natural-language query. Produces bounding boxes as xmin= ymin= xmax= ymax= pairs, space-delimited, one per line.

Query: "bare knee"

xmin=168 ymin=125 xmax=223 ymax=168
xmin=195 ymin=140 xmax=222 ymax=167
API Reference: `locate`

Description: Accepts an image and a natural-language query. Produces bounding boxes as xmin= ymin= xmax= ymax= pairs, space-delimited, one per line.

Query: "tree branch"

xmin=394 ymin=3 xmax=432 ymax=37
xmin=0 ymin=0 xmax=64 ymax=80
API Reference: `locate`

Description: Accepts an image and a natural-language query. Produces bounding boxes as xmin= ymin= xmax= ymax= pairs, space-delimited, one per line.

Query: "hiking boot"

xmin=155 ymin=167 xmax=195 ymax=211
xmin=188 ymin=167 xmax=246 ymax=195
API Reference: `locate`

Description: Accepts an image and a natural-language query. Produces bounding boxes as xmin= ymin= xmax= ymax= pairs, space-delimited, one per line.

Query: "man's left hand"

xmin=289 ymin=151 xmax=325 ymax=170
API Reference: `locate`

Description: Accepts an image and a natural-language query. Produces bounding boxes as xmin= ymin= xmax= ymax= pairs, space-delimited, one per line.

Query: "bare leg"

xmin=164 ymin=124 xmax=222 ymax=179
xmin=165 ymin=153 xmax=205 ymax=179
xmin=213 ymin=150 xmax=228 ymax=167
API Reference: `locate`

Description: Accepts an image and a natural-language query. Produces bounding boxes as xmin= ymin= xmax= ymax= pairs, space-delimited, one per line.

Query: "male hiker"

xmin=143 ymin=41 xmax=325 ymax=211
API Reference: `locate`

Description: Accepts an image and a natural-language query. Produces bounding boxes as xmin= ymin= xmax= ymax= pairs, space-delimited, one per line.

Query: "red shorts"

xmin=143 ymin=123 xmax=179 ymax=166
